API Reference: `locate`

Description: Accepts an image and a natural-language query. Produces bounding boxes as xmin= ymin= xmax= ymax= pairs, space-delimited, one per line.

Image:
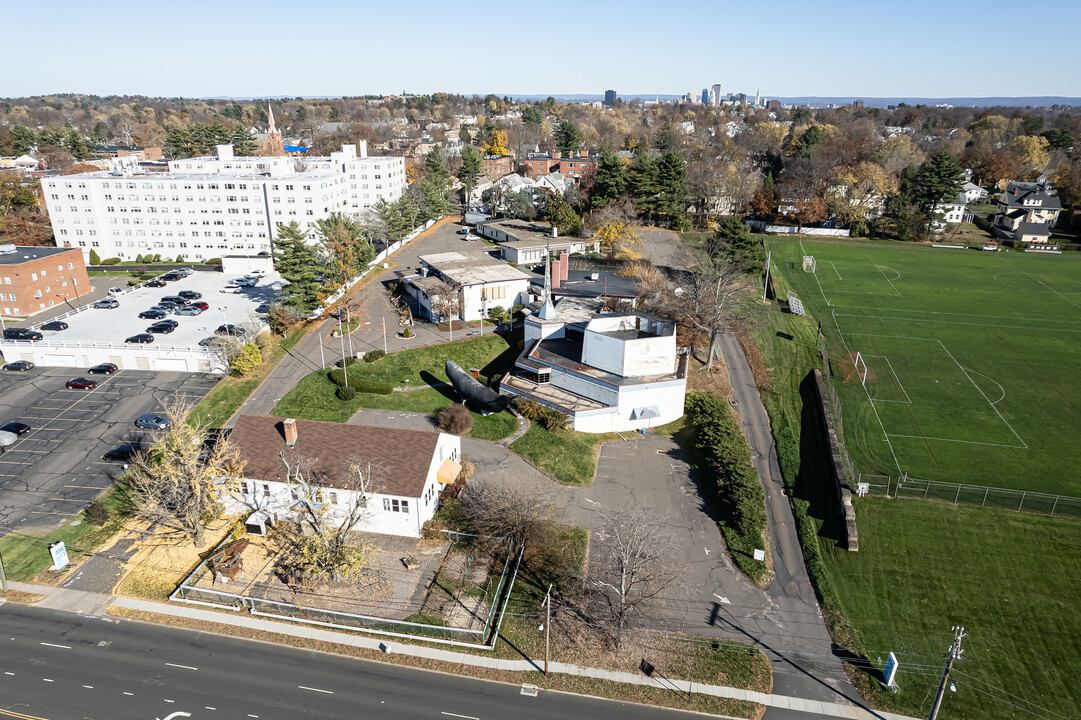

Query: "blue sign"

xmin=883 ymin=651 xmax=899 ymax=687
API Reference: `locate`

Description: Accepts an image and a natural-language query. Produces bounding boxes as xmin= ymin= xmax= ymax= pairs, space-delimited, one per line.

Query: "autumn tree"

xmin=673 ymin=255 xmax=744 ymax=369
xmin=829 ymin=161 xmax=900 ymax=228
xmin=1008 ymin=135 xmax=1051 ymax=178
xmin=588 ymin=200 xmax=643 ymax=259
xmin=128 ymin=401 xmax=244 ymax=548
xmin=315 ymin=212 xmax=375 ymax=288
xmin=279 ymin=452 xmax=378 ymax=581
xmin=482 ymin=129 xmax=509 ymax=156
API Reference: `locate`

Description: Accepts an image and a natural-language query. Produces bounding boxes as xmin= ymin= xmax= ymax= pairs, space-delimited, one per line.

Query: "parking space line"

xmin=64 ymin=485 xmax=107 ymax=490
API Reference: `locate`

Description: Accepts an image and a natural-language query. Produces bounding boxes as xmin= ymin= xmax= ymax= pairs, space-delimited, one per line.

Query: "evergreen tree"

xmin=504 ymin=190 xmax=534 ymax=219
xmin=554 ymin=119 xmax=581 ymax=155
xmin=705 ymin=217 xmax=765 ymax=274
xmin=541 ymin=194 xmax=582 ymax=236
xmin=10 ymin=125 xmax=36 ymax=155
xmin=315 ymin=212 xmax=375 ymax=286
xmin=164 ymin=126 xmax=191 ymax=159
xmin=272 ymin=222 xmax=323 ymax=313
xmin=89 ymin=248 xmax=101 ymax=266
xmin=630 ymin=152 xmax=661 ymax=223
xmin=656 ymin=151 xmax=688 ymax=226
xmin=521 ymin=106 xmax=543 ymax=126
xmin=457 ymin=145 xmax=484 ymax=207
xmin=591 ymin=150 xmax=629 ymax=209
xmin=420 ymin=145 xmax=453 ymax=217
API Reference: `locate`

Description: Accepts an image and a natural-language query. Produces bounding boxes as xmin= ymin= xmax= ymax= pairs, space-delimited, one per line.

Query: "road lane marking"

xmin=441 ymin=714 xmax=479 ymax=720
xmin=0 ymin=707 xmax=51 ymax=719
xmin=83 ymin=685 xmax=93 ymax=689
xmin=298 ymin=685 xmax=333 ymax=694
xmin=3 ymin=672 xmax=14 ymax=675
xmin=42 ymin=679 xmax=53 ymax=682
xmin=124 ymin=691 xmax=134 ymax=695
xmin=163 ymin=699 xmax=175 ymax=703
xmin=39 ymin=643 xmax=71 ymax=649
xmin=165 ymin=663 xmax=198 ymax=671
xmin=204 ymin=707 xmax=216 ymax=711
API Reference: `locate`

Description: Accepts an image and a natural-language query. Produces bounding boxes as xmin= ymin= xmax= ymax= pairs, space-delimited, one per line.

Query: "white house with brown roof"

xmin=223 ymin=416 xmax=461 ymax=538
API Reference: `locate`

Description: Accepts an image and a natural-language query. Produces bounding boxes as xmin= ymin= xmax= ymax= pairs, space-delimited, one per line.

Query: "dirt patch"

xmin=837 ymin=351 xmax=876 ymax=384
xmin=0 ymin=590 xmax=47 ymax=604
xmin=685 ymin=352 xmax=733 ymax=399
xmin=114 ymin=517 xmax=239 ymax=599
xmin=735 ymin=326 xmax=773 ymax=394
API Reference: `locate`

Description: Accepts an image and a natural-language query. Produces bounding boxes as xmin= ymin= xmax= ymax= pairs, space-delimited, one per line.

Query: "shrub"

xmin=127 ymin=279 xmax=141 ymax=286
xmin=437 ymin=403 xmax=473 ymax=434
xmin=84 ymin=499 xmax=110 ymax=526
xmin=401 ymin=327 xmax=413 ymax=338
xmin=88 ymin=249 xmax=101 ymax=266
xmin=135 ymin=254 xmax=144 ymax=263
xmin=255 ymin=332 xmax=276 ymax=357
xmin=327 ymin=368 xmax=393 ymax=394
xmin=152 ymin=254 xmax=162 ymax=262
xmin=336 ymin=386 xmax=357 ymax=401
xmin=514 ymin=397 xmax=543 ymax=419
xmin=537 ymin=406 xmax=570 ymax=431
xmin=364 ymin=349 xmax=385 ymax=363
xmin=205 ymin=257 xmax=222 ymax=265
xmin=229 ymin=342 xmax=263 ymax=377
xmin=100 ymin=257 xmax=122 ymax=265
xmin=175 ymin=255 xmax=184 ymax=263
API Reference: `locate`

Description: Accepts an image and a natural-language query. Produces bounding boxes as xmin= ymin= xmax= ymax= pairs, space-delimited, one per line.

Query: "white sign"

xmin=857 ymin=482 xmax=870 ymax=497
xmin=753 ymin=549 xmax=765 ymax=562
xmin=49 ymin=541 xmax=69 ymax=571
xmin=883 ymin=651 xmax=899 ymax=687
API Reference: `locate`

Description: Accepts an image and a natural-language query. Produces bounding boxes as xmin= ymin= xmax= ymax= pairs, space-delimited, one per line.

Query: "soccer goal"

xmin=802 ymin=255 xmax=816 ymax=273
xmin=839 ymin=351 xmax=869 ymax=385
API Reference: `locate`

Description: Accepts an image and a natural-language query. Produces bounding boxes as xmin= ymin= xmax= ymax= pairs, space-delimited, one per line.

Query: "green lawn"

xmin=509 ymin=424 xmax=615 ymax=486
xmin=271 ymin=333 xmax=521 ymax=442
xmin=768 ymin=236 xmax=1081 ymax=496
xmin=821 ymin=499 xmax=1081 ymax=720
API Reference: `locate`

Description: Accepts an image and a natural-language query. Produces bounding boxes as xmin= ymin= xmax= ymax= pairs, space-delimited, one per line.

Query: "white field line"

xmin=830 ymin=261 xmax=843 ymax=280
xmin=1016 ymin=268 xmax=1081 ymax=310
xmin=860 ymin=363 xmax=903 ymax=476
xmin=886 ymin=434 xmax=1027 ymax=449
xmin=963 ymin=368 xmax=1007 ymax=405
xmin=864 ymin=355 xmax=911 ymax=403
xmin=828 ymin=304 xmax=1081 ymax=326
xmin=831 ymin=308 xmax=849 ymax=352
xmin=868 ymin=255 xmax=903 ymax=297
xmin=937 ymin=341 xmax=1029 ymax=449
xmin=833 ymin=313 xmax=1081 ymax=334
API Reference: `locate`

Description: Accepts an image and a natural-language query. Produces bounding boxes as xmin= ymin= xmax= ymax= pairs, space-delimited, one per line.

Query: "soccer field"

xmin=768 ymin=237 xmax=1081 ymax=497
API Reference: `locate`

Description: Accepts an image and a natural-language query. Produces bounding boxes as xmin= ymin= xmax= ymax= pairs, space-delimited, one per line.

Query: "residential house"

xmin=993 ymin=181 xmax=1062 ymax=250
xmin=533 ymin=172 xmax=567 ymax=196
xmin=476 ymin=219 xmax=599 ymax=264
xmin=523 ymin=151 xmax=597 ymax=180
xmin=931 ymin=192 xmax=969 ymax=233
xmin=500 ymin=306 xmax=687 ymax=433
xmin=405 ymin=251 xmax=531 ymax=322
xmin=223 ymin=416 xmax=462 ymax=538
xmin=962 ymin=181 xmax=988 ymax=204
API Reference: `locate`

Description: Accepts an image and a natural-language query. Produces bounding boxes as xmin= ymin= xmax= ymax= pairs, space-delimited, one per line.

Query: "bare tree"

xmin=128 ymin=400 xmax=244 ymax=548
xmin=279 ymin=451 xmax=379 ymax=581
xmin=427 ymin=279 xmax=461 ymax=339
xmin=111 ymin=116 xmax=136 ymax=146
xmin=588 ymin=505 xmax=684 ymax=648
xmin=458 ymin=474 xmax=555 ymax=550
xmin=673 ymin=256 xmax=744 ymax=370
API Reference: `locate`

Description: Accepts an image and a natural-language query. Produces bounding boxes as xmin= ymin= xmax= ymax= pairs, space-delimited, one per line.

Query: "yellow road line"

xmin=0 ymin=707 xmax=52 ymax=720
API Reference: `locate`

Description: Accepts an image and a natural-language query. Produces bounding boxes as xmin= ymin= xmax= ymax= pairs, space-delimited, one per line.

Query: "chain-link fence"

xmin=857 ymin=474 xmax=1081 ymax=518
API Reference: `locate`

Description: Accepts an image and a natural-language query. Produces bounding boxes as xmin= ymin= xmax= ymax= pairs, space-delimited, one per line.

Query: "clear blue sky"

xmin=6 ymin=0 xmax=1079 ymax=99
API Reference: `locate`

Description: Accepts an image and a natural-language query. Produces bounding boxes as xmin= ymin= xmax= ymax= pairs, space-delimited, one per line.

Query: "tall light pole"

xmin=540 ymin=583 xmax=552 ymax=676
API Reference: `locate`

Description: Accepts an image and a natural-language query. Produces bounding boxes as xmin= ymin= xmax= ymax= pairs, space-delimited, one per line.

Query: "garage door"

xmin=154 ymin=357 xmax=189 ymax=372
xmin=42 ymin=353 xmax=78 ymax=367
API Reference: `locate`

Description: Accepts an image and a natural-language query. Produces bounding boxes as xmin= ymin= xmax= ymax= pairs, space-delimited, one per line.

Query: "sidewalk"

xmin=3 ymin=580 xmax=919 ymax=720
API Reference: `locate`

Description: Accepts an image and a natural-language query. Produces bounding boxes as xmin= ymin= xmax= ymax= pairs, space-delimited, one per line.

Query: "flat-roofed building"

xmin=0 ymin=245 xmax=90 ymax=317
xmin=476 ymin=219 xmax=598 ymax=264
xmin=406 ymin=251 xmax=532 ymax=322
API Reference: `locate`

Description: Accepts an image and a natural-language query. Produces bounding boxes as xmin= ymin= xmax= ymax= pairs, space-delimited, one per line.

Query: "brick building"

xmin=523 ymin=151 xmax=597 ymax=180
xmin=93 ymin=145 xmax=164 ymax=161
xmin=0 ymin=245 xmax=90 ymax=317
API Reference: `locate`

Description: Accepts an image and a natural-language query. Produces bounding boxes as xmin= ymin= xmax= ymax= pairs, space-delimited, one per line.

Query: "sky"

xmin=4 ymin=0 xmax=1080 ymax=100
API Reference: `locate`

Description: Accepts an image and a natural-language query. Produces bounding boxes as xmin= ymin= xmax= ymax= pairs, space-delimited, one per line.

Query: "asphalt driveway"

xmin=0 ymin=366 xmax=217 ymax=534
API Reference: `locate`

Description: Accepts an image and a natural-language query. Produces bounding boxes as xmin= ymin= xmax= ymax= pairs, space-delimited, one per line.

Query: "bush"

xmin=336 ymin=386 xmax=357 ymax=401
xmin=401 ymin=327 xmax=413 ymax=338
xmin=437 ymin=403 xmax=474 ymax=434
xmin=135 ymin=254 xmax=144 ymax=263
xmin=127 ymin=279 xmax=141 ymax=286
xmin=327 ymin=368 xmax=393 ymax=394
xmin=84 ymin=499 xmax=110 ymax=526
xmin=152 ymin=254 xmax=162 ymax=262
xmin=100 ymin=257 xmax=122 ymax=265
xmin=205 ymin=257 xmax=222 ymax=265
xmin=514 ymin=397 xmax=568 ymax=430
xmin=175 ymin=255 xmax=184 ymax=263
xmin=229 ymin=342 xmax=263 ymax=377
xmin=363 ymin=349 xmax=385 ymax=363
xmin=339 ymin=356 xmax=360 ymax=368
xmin=255 ymin=332 xmax=276 ymax=357
xmin=89 ymin=249 xmax=101 ymax=266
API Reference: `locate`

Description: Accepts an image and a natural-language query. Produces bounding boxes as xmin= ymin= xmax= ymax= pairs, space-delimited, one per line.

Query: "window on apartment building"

xmin=383 ymin=498 xmax=409 ymax=513
xmin=285 ymin=185 xmax=293 ymax=191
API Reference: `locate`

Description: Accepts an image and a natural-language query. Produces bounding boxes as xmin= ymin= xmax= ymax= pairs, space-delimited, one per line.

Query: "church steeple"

xmin=267 ymin=103 xmax=278 ymax=135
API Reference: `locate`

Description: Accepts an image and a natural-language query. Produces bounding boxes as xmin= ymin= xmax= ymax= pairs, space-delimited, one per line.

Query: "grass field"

xmin=768 ymin=237 xmax=1081 ymax=496
xmin=820 ymin=498 xmax=1081 ymax=720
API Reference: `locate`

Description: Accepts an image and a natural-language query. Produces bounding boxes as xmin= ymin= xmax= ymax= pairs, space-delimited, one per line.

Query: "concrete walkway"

xmin=3 ymin=580 xmax=918 ymax=720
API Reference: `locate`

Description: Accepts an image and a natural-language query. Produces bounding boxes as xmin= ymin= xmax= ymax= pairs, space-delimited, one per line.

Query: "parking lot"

xmin=0 ymin=366 xmax=218 ymax=534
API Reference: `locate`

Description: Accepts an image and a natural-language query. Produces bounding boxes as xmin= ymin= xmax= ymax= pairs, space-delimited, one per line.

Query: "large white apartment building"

xmin=41 ymin=142 xmax=406 ymax=263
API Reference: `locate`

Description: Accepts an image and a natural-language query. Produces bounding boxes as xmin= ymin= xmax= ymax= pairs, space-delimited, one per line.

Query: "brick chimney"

xmin=282 ymin=418 xmax=298 ymax=446
xmin=579 ymin=150 xmax=588 ymax=159
xmin=559 ymin=250 xmax=569 ymax=283
xmin=552 ymin=150 xmax=562 ymax=160
xmin=552 ymin=257 xmax=561 ymax=290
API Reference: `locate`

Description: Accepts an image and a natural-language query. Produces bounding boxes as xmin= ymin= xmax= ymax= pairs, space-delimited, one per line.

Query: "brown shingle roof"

xmin=228 ymin=415 xmax=440 ymax=498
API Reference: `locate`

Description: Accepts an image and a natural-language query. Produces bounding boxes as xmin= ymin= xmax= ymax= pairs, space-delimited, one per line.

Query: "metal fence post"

xmin=1018 ymin=492 xmax=1026 ymax=512
xmin=982 ymin=488 xmax=989 ymax=507
xmin=955 ymin=485 xmax=961 ymax=504
xmin=1050 ymin=496 xmax=1059 ymax=517
xmin=925 ymin=483 xmax=930 ymax=499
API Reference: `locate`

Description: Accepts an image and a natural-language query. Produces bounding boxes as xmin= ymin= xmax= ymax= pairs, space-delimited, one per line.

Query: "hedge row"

xmin=684 ymin=391 xmax=766 ymax=538
xmin=327 ymin=368 xmax=393 ymax=395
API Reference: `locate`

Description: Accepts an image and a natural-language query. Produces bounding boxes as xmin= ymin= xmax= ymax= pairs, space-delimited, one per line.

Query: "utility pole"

xmin=0 ymin=547 xmax=7 ymax=592
xmin=928 ymin=626 xmax=965 ymax=720
xmin=382 ymin=317 xmax=387 ymax=355
xmin=338 ymin=313 xmax=348 ymax=387
xmin=762 ymin=250 xmax=772 ymax=303
xmin=540 ymin=583 xmax=553 ymax=675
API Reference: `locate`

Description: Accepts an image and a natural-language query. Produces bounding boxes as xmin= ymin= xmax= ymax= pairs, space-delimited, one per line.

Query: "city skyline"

xmin=5 ymin=0 xmax=1080 ymax=99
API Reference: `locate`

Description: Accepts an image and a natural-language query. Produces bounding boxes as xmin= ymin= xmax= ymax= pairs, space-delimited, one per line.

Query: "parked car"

xmin=458 ymin=228 xmax=470 ymax=234
xmin=160 ymin=272 xmax=181 ymax=282
xmin=220 ymin=285 xmax=242 ymax=294
xmin=161 ymin=296 xmax=187 ymax=306
xmin=40 ymin=321 xmax=69 ymax=332
xmin=147 ymin=322 xmax=176 ymax=334
xmin=235 ymin=277 xmax=258 ymax=287
xmin=145 ymin=279 xmax=167 ymax=288
xmin=2 ymin=361 xmax=35 ymax=372
xmin=246 ymin=269 xmax=267 ymax=277
xmin=0 ymin=422 xmax=30 ymax=436
xmin=3 ymin=328 xmax=44 ymax=340
xmin=190 ymin=301 xmax=209 ymax=310
xmin=198 ymin=336 xmax=223 ymax=347
xmin=65 ymin=377 xmax=98 ymax=390
xmin=125 ymin=333 xmax=155 ymax=344
xmin=107 ymin=287 xmax=124 ymax=296
xmin=174 ymin=268 xmax=194 ymax=277
xmin=139 ymin=309 xmax=167 ymax=320
xmin=255 ymin=303 xmax=271 ymax=314
xmin=215 ymin=324 xmax=242 ymax=336
xmin=102 ymin=444 xmax=142 ymax=463
xmin=93 ymin=298 xmax=119 ymax=309
xmin=178 ymin=290 xmax=202 ymax=300
xmin=135 ymin=413 xmax=170 ymax=430
xmin=87 ymin=363 xmax=119 ymax=375
xmin=175 ymin=306 xmax=203 ymax=316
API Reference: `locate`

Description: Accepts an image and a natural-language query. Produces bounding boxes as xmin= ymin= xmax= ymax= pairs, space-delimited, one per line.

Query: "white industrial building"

xmin=405 ymin=251 xmax=532 ymax=323
xmin=40 ymin=142 xmax=406 ymax=264
xmin=500 ymin=299 xmax=688 ymax=433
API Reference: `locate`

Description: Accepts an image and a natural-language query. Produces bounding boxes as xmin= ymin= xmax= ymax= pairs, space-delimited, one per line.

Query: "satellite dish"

xmin=0 ymin=431 xmax=18 ymax=447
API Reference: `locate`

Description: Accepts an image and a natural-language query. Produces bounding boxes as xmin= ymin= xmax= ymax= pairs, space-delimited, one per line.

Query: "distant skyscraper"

xmin=701 ymin=88 xmax=710 ymax=105
xmin=604 ymin=89 xmax=617 ymax=106
xmin=754 ymin=89 xmax=760 ymax=108
xmin=711 ymin=83 xmax=722 ymax=107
